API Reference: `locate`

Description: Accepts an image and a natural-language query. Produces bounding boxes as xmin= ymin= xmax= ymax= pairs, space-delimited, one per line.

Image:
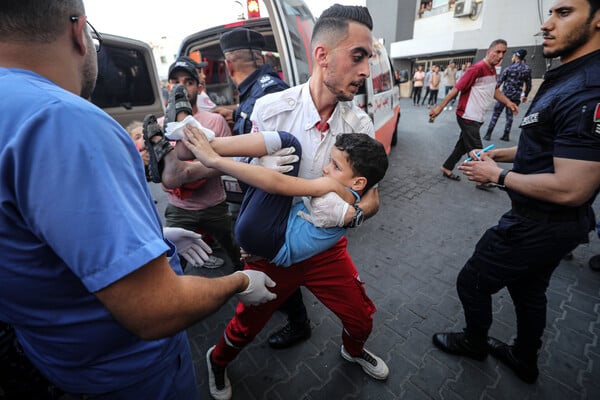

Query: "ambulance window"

xmin=280 ymin=0 xmax=314 ymax=84
xmin=371 ymin=44 xmax=392 ymax=94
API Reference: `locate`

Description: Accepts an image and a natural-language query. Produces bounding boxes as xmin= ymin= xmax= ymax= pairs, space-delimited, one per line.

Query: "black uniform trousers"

xmin=457 ymin=206 xmax=592 ymax=354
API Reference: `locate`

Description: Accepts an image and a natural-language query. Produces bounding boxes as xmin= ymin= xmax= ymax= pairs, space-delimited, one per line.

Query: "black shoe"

xmin=432 ymin=332 xmax=488 ymax=361
xmin=164 ymin=84 xmax=192 ymax=129
xmin=487 ymin=337 xmax=539 ymax=384
xmin=268 ymin=320 xmax=311 ymax=349
xmin=563 ymin=251 xmax=574 ymax=261
xmin=500 ymin=135 xmax=510 ymax=142
xmin=483 ymin=134 xmax=491 ymax=140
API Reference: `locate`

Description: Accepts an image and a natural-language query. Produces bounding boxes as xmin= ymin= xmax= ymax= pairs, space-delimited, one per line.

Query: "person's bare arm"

xmin=484 ymin=146 xmax=518 ymax=163
xmin=182 ymin=126 xmax=354 ymax=202
xmin=460 ymin=155 xmax=600 ymax=206
xmin=356 ymin=186 xmax=379 ymax=218
xmin=212 ymin=105 xmax=237 ymax=124
xmin=95 ymin=255 xmax=248 ymax=340
xmin=494 ymin=88 xmax=519 ymax=115
xmin=160 ymin=141 xmax=222 ymax=190
xmin=429 ymin=86 xmax=460 ymax=120
xmin=338 ymin=186 xmax=380 ymax=227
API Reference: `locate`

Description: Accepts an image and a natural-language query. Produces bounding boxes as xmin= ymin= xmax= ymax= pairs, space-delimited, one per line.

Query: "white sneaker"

xmin=443 ymin=107 xmax=448 ymax=111
xmin=206 ymin=346 xmax=232 ymax=400
xmin=449 ymin=106 xmax=453 ymax=110
xmin=202 ymin=255 xmax=225 ymax=269
xmin=340 ymin=345 xmax=389 ymax=380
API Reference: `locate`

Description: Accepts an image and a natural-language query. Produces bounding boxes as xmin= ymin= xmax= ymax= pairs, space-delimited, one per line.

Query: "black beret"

xmin=220 ymin=28 xmax=265 ymax=54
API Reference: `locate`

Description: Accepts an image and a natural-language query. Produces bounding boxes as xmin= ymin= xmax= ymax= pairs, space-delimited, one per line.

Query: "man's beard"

xmin=80 ymin=38 xmax=98 ymax=100
xmin=543 ymin=21 xmax=591 ymax=60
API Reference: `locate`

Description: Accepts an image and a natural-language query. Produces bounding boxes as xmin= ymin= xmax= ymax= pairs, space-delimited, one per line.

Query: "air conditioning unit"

xmin=454 ymin=0 xmax=474 ymax=17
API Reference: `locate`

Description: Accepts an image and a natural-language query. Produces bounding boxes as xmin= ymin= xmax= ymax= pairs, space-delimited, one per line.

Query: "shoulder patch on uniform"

xmin=594 ymin=103 xmax=600 ymax=136
xmin=521 ymin=112 xmax=539 ymax=126
xmin=259 ymin=75 xmax=276 ymax=89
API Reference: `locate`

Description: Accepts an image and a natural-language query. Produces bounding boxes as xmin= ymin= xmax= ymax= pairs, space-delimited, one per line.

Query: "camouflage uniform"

xmin=485 ymin=61 xmax=532 ymax=140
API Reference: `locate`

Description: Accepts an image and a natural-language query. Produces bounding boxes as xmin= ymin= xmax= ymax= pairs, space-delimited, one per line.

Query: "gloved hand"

xmin=257 ymin=147 xmax=299 ymax=174
xmin=297 ymin=192 xmax=349 ymax=228
xmin=234 ymin=270 xmax=277 ymax=305
xmin=163 ymin=227 xmax=212 ymax=267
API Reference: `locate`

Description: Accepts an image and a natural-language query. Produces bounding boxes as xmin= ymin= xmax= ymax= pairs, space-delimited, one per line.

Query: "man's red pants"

xmin=211 ymin=237 xmax=376 ymax=366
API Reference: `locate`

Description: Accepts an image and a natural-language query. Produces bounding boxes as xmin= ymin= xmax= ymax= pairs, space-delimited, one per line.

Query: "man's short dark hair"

xmin=311 ymin=5 xmax=373 ymax=49
xmin=587 ymin=0 xmax=600 ymax=19
xmin=334 ymin=133 xmax=388 ymax=192
xmin=0 ymin=0 xmax=84 ymax=43
xmin=488 ymin=39 xmax=507 ymax=50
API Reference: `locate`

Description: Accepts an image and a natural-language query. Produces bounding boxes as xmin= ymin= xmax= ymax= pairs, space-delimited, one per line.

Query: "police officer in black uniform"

xmin=214 ymin=28 xmax=312 ymax=349
xmin=213 ymin=28 xmax=289 ymax=135
xmin=433 ymin=0 xmax=600 ymax=385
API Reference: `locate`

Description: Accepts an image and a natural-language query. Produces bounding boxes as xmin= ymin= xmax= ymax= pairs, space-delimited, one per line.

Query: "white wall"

xmin=391 ymin=0 xmax=552 ymax=59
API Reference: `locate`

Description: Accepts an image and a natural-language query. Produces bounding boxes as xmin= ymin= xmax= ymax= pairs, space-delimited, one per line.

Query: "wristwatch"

xmin=347 ymin=205 xmax=365 ymax=228
xmin=497 ymin=169 xmax=512 ymax=190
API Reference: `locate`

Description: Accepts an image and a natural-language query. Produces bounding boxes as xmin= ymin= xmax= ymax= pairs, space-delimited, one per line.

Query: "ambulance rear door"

xmin=263 ymin=0 xmax=315 ymax=87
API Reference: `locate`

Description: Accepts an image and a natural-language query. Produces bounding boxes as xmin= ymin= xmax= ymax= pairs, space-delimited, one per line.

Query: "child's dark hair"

xmin=334 ymin=133 xmax=388 ymax=192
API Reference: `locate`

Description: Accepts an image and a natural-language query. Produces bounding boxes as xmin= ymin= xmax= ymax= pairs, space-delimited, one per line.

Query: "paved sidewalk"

xmin=184 ymin=98 xmax=600 ymax=399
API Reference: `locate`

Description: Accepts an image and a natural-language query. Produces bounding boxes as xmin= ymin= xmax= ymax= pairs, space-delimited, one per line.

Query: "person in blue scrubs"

xmin=0 ymin=1 xmax=277 ymax=398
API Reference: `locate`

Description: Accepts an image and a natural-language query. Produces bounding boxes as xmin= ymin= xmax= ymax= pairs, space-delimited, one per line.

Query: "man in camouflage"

xmin=483 ymin=49 xmax=532 ymax=141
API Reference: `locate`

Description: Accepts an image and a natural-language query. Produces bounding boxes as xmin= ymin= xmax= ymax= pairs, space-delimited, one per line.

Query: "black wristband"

xmin=497 ymin=169 xmax=511 ymax=187
xmin=346 ymin=205 xmax=365 ymax=228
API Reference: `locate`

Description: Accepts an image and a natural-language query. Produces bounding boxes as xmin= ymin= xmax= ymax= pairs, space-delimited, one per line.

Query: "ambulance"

xmin=176 ymin=0 xmax=406 ymax=153
xmin=91 ymin=0 xmax=406 ymax=204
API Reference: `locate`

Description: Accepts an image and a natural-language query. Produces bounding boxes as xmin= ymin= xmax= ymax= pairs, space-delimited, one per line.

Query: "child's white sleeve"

xmin=260 ymin=131 xmax=283 ymax=154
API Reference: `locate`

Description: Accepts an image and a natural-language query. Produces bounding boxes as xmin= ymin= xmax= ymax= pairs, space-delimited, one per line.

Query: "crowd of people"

xmin=1 ymin=0 xmax=600 ymax=399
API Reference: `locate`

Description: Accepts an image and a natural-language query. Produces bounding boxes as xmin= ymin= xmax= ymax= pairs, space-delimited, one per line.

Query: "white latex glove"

xmin=234 ymin=270 xmax=277 ymax=305
xmin=163 ymin=227 xmax=212 ymax=267
xmin=297 ymin=192 xmax=350 ymax=228
xmin=165 ymin=115 xmax=216 ymax=142
xmin=256 ymin=146 xmax=299 ymax=174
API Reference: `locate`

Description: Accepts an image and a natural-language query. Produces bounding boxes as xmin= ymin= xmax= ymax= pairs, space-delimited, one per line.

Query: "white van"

xmin=91 ymin=33 xmax=164 ymax=128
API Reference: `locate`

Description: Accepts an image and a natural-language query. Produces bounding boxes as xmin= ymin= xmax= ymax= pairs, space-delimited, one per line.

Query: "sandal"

xmin=442 ymin=171 xmax=461 ymax=181
xmin=164 ymin=84 xmax=192 ymax=130
xmin=143 ymin=114 xmax=173 ymax=183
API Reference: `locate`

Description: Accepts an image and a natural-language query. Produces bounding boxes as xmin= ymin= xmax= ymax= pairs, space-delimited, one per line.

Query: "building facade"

xmin=368 ymin=0 xmax=557 ymax=96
